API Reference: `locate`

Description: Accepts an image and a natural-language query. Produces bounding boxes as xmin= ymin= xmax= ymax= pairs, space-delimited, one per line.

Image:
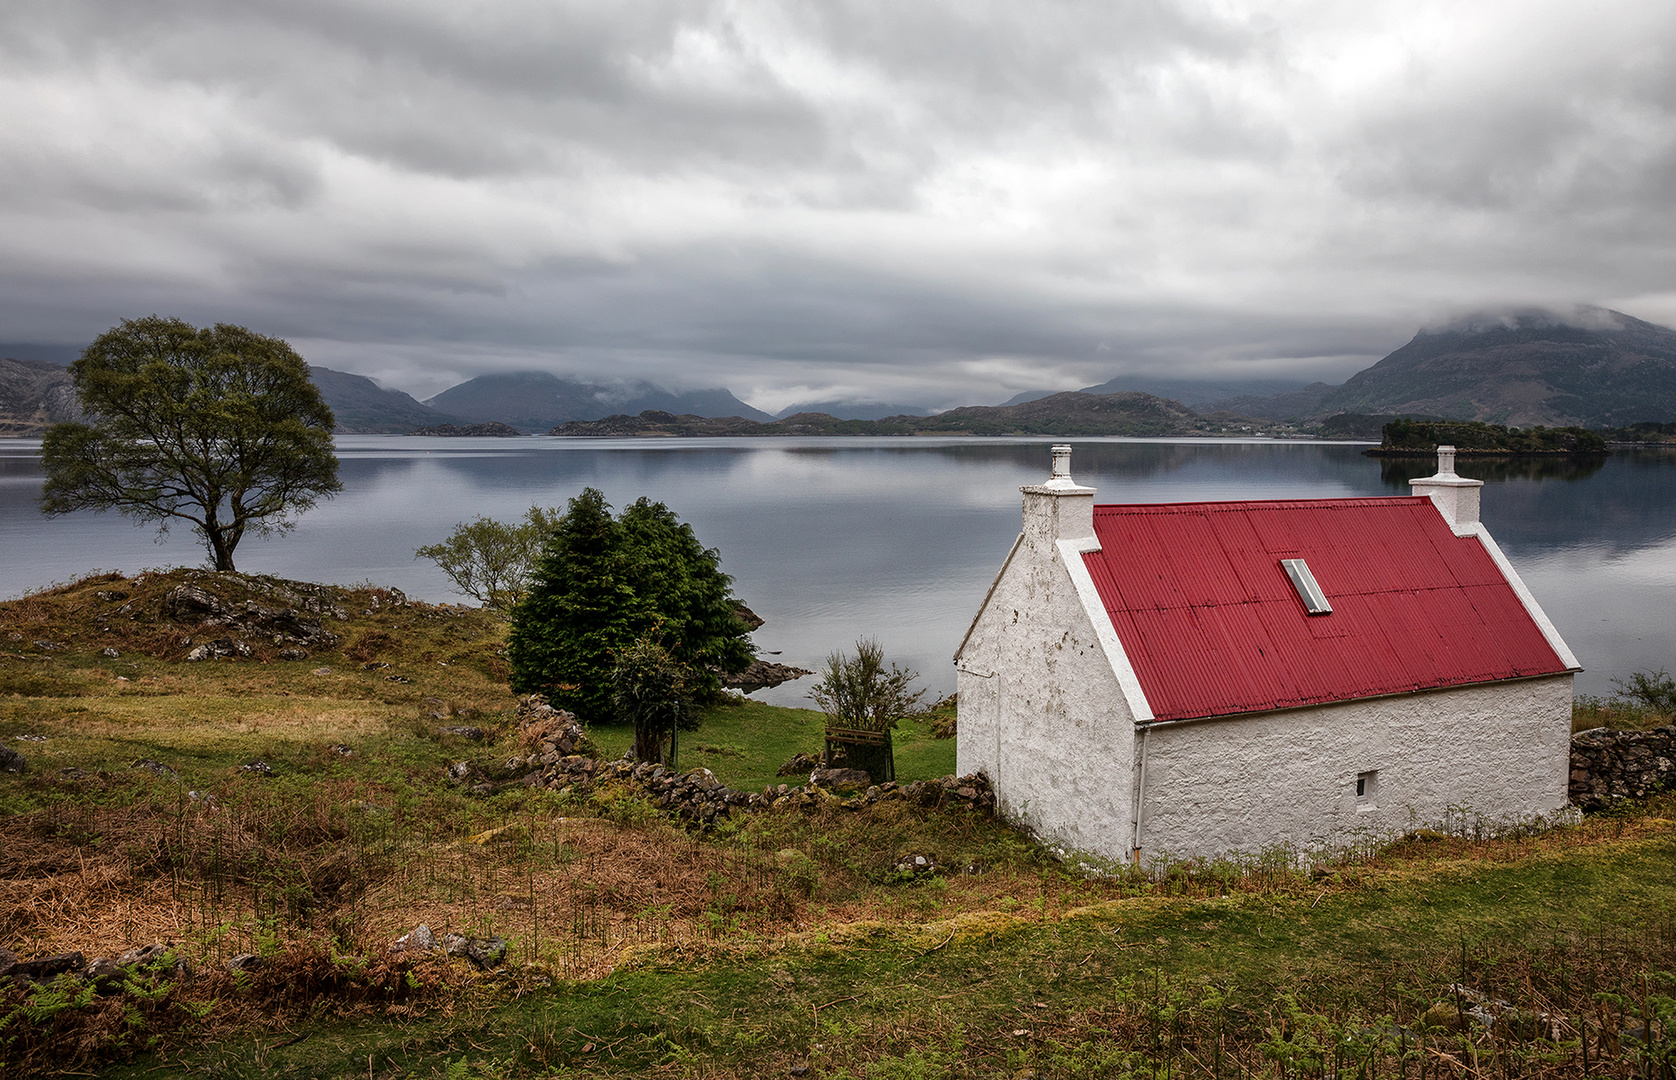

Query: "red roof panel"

xmin=1083 ymin=497 xmax=1570 ymax=722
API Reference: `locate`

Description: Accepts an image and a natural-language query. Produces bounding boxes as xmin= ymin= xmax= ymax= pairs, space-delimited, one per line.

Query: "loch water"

xmin=3 ymin=436 xmax=1673 ymax=704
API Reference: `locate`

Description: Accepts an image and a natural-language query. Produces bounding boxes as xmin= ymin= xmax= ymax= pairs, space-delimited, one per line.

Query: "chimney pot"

xmin=1410 ymin=444 xmax=1482 ymax=533
xmin=1022 ymin=444 xmax=1096 ymax=542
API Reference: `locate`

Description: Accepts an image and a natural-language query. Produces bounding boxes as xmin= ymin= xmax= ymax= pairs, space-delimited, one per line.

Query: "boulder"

xmin=777 ymin=752 xmax=820 ymax=777
xmin=0 ymin=745 xmax=24 ymax=774
xmin=185 ymin=638 xmax=252 ymax=661
xmin=391 ymin=924 xmax=437 ymax=953
xmin=441 ymin=933 xmax=508 ymax=969
xmin=82 ymin=956 xmax=129 ymax=994
xmin=10 ymin=951 xmax=84 ymax=981
xmin=810 ymin=767 xmax=873 ymax=793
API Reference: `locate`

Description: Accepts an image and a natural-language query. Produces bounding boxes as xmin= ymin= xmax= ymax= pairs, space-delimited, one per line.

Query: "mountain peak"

xmin=1420 ymin=304 xmax=1651 ymax=337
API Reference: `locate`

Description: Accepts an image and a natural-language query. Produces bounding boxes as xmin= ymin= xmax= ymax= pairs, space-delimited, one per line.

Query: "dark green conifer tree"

xmin=507 ymin=488 xmax=753 ymax=718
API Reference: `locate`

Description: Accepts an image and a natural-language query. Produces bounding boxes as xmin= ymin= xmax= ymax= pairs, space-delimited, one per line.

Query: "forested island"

xmin=1366 ymin=419 xmax=1609 ymax=457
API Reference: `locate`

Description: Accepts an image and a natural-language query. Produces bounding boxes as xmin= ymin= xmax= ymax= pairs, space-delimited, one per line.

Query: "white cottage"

xmin=954 ymin=445 xmax=1579 ymax=864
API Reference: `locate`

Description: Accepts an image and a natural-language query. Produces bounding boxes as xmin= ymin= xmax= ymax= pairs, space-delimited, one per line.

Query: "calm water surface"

xmin=3 ymin=436 xmax=1673 ymax=703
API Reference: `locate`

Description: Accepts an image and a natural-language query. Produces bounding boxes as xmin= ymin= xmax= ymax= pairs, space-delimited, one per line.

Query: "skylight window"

xmin=1280 ymin=558 xmax=1332 ymax=615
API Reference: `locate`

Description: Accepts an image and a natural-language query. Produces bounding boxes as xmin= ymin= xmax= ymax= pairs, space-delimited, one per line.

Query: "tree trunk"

xmin=202 ymin=502 xmax=238 ymax=572
xmin=631 ymin=721 xmax=668 ymax=765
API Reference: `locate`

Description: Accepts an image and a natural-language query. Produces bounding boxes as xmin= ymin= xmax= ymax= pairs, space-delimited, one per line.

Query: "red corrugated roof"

xmin=1082 ymin=497 xmax=1570 ymax=722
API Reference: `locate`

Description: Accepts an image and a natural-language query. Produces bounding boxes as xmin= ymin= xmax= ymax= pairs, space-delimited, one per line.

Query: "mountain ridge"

xmin=550 ymin=390 xmax=1232 ymax=438
xmin=423 ymin=371 xmax=772 ymax=431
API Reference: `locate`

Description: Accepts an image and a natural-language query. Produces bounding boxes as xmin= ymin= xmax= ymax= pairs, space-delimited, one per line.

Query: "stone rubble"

xmin=388 ymin=924 xmax=507 ymax=970
xmin=1570 ymin=725 xmax=1676 ymax=811
xmin=0 ymin=942 xmax=192 ymax=995
xmin=514 ymin=695 xmax=595 ymax=762
xmin=527 ymin=752 xmax=994 ymax=827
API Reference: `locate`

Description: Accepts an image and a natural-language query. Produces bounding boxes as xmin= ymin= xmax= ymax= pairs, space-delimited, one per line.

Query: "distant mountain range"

xmin=551 ymin=391 xmax=1229 ymax=438
xmin=1004 ymin=376 xmax=1317 ymax=408
xmin=307 ymin=366 xmax=456 ymax=433
xmin=421 ymin=371 xmax=771 ymax=431
xmin=5 ymin=306 xmax=1675 ymax=437
xmin=771 ymin=400 xmax=933 ymax=421
xmin=1000 ymin=307 xmax=1676 ymax=428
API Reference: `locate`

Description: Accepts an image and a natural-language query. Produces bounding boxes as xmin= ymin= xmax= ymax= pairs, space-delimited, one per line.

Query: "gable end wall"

xmin=956 ymin=530 xmax=1136 ymax=860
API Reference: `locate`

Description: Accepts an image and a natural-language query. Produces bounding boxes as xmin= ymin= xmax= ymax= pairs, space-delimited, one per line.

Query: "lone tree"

xmin=416 ymin=505 xmax=560 ymax=617
xmin=507 ymin=488 xmax=754 ymax=718
xmin=40 ymin=316 xmax=341 ymax=572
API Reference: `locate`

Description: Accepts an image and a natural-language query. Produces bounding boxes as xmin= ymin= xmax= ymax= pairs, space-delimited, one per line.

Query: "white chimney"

xmin=1409 ymin=444 xmax=1483 ymax=534
xmin=1022 ymin=444 xmax=1096 ymax=543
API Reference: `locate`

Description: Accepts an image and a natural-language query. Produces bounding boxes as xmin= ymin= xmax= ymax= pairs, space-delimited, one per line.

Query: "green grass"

xmin=584 ymin=699 xmax=957 ymax=793
xmin=97 ymin=825 xmax=1676 ymax=1079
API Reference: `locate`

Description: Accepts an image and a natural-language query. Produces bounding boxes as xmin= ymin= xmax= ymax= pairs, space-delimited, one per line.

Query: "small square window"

xmin=1356 ymin=770 xmax=1378 ymax=811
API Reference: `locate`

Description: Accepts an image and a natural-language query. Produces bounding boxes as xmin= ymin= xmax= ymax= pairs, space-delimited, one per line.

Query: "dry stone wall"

xmin=1570 ymin=725 xmax=1676 ymax=810
xmin=506 ymin=695 xmax=994 ymax=826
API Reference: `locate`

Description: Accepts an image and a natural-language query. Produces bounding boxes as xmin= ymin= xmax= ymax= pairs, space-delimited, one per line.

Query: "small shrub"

xmin=808 ymin=638 xmax=925 ymax=734
xmin=1614 ymin=668 xmax=1676 ymax=715
xmin=346 ymin=630 xmax=397 ymax=664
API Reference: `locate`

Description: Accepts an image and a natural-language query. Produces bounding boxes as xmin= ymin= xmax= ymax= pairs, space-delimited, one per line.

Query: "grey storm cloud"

xmin=2 ymin=0 xmax=1675 ymax=409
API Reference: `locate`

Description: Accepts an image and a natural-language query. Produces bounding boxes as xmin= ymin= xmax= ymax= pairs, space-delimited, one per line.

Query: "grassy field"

xmin=2 ymin=570 xmax=1673 ymax=1078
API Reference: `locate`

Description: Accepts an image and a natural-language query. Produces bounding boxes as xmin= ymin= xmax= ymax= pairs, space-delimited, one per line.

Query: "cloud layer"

xmin=3 ymin=0 xmax=1674 ymax=407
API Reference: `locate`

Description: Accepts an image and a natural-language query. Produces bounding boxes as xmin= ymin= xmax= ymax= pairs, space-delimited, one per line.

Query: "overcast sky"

xmin=3 ymin=1 xmax=1675 ymax=410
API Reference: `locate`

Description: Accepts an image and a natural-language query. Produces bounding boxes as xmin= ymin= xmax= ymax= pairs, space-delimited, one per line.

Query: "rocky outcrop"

xmin=163 ymin=576 xmax=353 ymax=654
xmin=0 ymin=356 xmax=80 ymax=437
xmin=722 ymin=658 xmax=814 ymax=691
xmin=777 ymin=752 xmax=819 ymax=777
xmin=1570 ymin=725 xmax=1676 ymax=810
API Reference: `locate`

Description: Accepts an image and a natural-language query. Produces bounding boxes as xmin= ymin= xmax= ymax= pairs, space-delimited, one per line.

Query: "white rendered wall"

xmin=956 ymin=519 xmax=1136 ymax=861
xmin=1133 ymin=674 xmax=1575 ymax=863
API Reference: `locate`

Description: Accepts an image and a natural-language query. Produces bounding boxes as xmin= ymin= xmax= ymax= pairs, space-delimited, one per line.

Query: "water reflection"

xmin=2 ymin=437 xmax=1673 ymax=703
